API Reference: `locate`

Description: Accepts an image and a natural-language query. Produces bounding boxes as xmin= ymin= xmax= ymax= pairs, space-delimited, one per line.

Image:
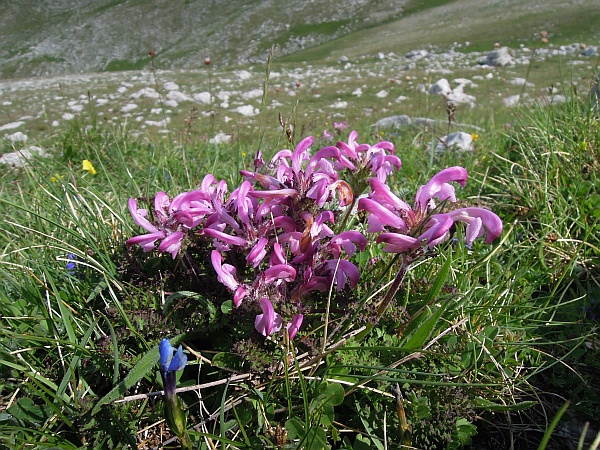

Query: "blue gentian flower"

xmin=66 ymin=253 xmax=77 ymax=275
xmin=159 ymin=338 xmax=187 ymax=400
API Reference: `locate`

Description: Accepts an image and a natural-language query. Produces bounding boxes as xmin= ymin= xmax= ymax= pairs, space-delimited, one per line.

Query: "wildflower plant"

xmin=127 ymin=131 xmax=502 ymax=348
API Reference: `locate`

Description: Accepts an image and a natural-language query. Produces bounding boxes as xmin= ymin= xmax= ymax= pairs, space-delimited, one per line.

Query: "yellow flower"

xmin=471 ymin=133 xmax=479 ymax=141
xmin=82 ymin=160 xmax=97 ymax=175
xmin=50 ymin=174 xmax=64 ymax=183
xmin=241 ymin=152 xmax=247 ymax=157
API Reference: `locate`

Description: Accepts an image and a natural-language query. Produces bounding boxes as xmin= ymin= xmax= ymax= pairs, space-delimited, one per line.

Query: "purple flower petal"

xmin=447 ymin=207 xmax=503 ymax=244
xmin=376 ymin=233 xmax=420 ymax=253
xmin=211 ymin=250 xmax=239 ymax=291
xmin=287 ymin=314 xmax=304 ymax=340
xmin=255 ymin=298 xmax=283 ymax=336
xmin=158 ymin=231 xmax=184 ymax=259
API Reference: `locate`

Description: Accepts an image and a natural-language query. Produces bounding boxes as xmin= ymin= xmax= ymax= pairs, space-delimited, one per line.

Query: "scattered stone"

xmin=193 ymin=92 xmax=213 ymax=104
xmin=131 ymin=87 xmax=159 ymax=99
xmin=0 ymin=146 xmax=47 ymax=167
xmin=479 ymin=46 xmax=513 ymax=66
xmin=163 ymin=81 xmax=179 ymax=91
xmin=352 ymin=88 xmax=363 ymax=97
xmin=331 ymin=101 xmax=348 ymax=108
xmin=375 ymin=90 xmax=388 ymax=98
xmin=145 ymin=118 xmax=170 ymax=127
xmin=406 ymin=49 xmax=431 ymax=60
xmin=4 ymin=131 xmax=28 ymax=142
xmin=233 ymin=105 xmax=258 ymax=117
xmin=376 ymin=52 xmax=385 ymax=60
xmin=412 ymin=117 xmax=438 ymax=129
xmin=508 ymin=77 xmax=534 ymax=87
xmin=373 ymin=115 xmax=411 ymax=129
xmin=234 ymin=70 xmax=253 ymax=81
xmin=209 ymin=132 xmax=232 ymax=144
xmin=503 ymin=95 xmax=521 ymax=107
xmin=121 ymin=103 xmax=138 ymax=113
xmin=242 ymin=89 xmax=263 ymax=100
xmin=0 ymin=121 xmax=25 ymax=131
xmin=581 ymin=46 xmax=598 ymax=57
xmin=338 ymin=56 xmax=349 ymax=63
xmin=166 ymin=91 xmax=190 ymax=102
xmin=429 ymin=78 xmax=452 ymax=96
xmin=433 ymin=132 xmax=474 ymax=152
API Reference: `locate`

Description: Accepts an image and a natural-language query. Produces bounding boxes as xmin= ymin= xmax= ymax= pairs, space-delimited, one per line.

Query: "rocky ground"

xmin=1 ymin=40 xmax=598 ymax=166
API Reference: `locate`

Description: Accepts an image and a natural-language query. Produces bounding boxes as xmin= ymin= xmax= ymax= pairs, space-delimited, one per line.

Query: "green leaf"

xmin=92 ymin=334 xmax=185 ymax=415
xmin=211 ymin=352 xmax=245 ymax=372
xmin=221 ymin=299 xmax=233 ymax=314
xmin=403 ymin=254 xmax=452 ymax=350
xmin=318 ymin=381 xmax=345 ymax=407
xmin=286 ymin=418 xmax=306 ymax=440
xmin=56 ymin=318 xmax=98 ymax=399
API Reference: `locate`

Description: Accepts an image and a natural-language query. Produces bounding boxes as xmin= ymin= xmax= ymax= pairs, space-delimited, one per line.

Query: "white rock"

xmin=209 ymin=132 xmax=232 ymax=144
xmin=453 ymin=78 xmax=472 ymax=85
xmin=235 ymin=70 xmax=253 ymax=81
xmin=150 ymin=108 xmax=163 ymax=114
xmin=338 ymin=56 xmax=349 ymax=63
xmin=51 ymin=120 xmax=60 ymax=127
xmin=331 ymin=101 xmax=348 ymax=108
xmin=508 ymin=78 xmax=534 ymax=87
xmin=166 ymin=91 xmax=191 ymax=102
xmin=376 ymin=52 xmax=385 ymax=60
xmin=121 ymin=103 xmax=138 ymax=113
xmin=62 ymin=113 xmax=75 ymax=120
xmin=145 ymin=118 xmax=170 ymax=127
xmin=434 ymin=132 xmax=473 ymax=152
xmin=375 ymin=90 xmax=388 ymax=98
xmin=4 ymin=131 xmax=28 ymax=142
xmin=373 ymin=115 xmax=411 ymax=128
xmin=429 ymin=78 xmax=452 ymax=96
xmin=96 ymin=98 xmax=109 ymax=106
xmin=0 ymin=121 xmax=25 ymax=131
xmin=503 ymin=95 xmax=521 ymax=107
xmin=242 ymin=89 xmax=263 ymax=100
xmin=479 ymin=47 xmax=513 ymax=66
xmin=70 ymin=104 xmax=84 ymax=112
xmin=0 ymin=146 xmax=46 ymax=167
xmin=485 ymin=73 xmax=494 ymax=79
xmin=193 ymin=92 xmax=213 ymax=104
xmin=233 ymin=105 xmax=258 ymax=117
xmin=131 ymin=87 xmax=159 ymax=99
xmin=163 ymin=82 xmax=180 ymax=91
xmin=352 ymin=88 xmax=363 ymax=96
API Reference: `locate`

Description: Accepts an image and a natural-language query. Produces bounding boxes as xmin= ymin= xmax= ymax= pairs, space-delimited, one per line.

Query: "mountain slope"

xmin=1 ymin=0 xmax=598 ymax=80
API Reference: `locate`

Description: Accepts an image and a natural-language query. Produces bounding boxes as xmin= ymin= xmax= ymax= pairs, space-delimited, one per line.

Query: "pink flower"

xmin=287 ymin=314 xmax=304 ymax=340
xmin=447 ymin=208 xmax=503 ymax=245
xmin=322 ymin=259 xmax=360 ymax=291
xmin=255 ymin=298 xmax=283 ymax=336
xmin=359 ymin=167 xmax=502 ymax=252
xmin=211 ymin=250 xmax=239 ymax=291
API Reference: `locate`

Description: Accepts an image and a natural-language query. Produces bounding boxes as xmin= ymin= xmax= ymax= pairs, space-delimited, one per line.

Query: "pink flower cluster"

xmin=127 ymin=131 xmax=502 ymax=340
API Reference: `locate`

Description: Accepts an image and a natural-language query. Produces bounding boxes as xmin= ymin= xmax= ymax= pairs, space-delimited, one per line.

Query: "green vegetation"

xmin=1 ymin=51 xmax=599 ymax=448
